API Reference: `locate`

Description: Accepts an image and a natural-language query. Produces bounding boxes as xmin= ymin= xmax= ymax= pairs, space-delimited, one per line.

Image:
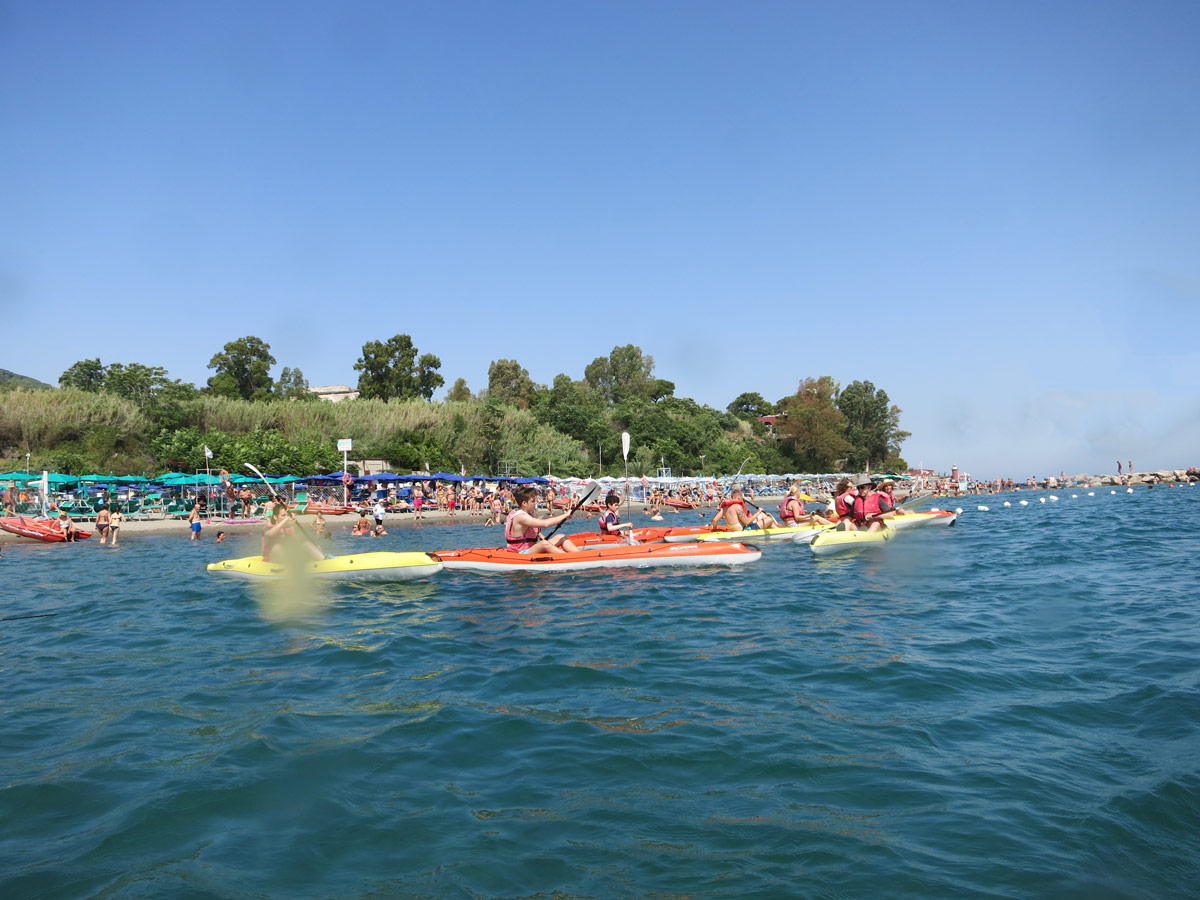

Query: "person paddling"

xmin=262 ymin=504 xmax=324 ymax=563
xmin=779 ymin=484 xmax=833 ymax=528
xmin=710 ymin=488 xmax=777 ymax=532
xmin=504 ymin=486 xmax=581 ymax=554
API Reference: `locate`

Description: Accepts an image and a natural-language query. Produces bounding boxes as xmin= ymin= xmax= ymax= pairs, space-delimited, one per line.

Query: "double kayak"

xmin=810 ymin=526 xmax=894 ymax=555
xmin=432 ymin=541 xmax=760 ymax=573
xmin=206 ymin=551 xmax=444 ymax=581
xmin=0 ymin=516 xmax=92 ymax=542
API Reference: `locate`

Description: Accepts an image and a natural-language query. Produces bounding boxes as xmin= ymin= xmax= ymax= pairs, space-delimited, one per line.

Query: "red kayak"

xmin=0 ymin=516 xmax=92 ymax=542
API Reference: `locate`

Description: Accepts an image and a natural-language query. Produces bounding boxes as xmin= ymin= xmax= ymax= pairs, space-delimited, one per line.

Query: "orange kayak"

xmin=432 ymin=541 xmax=761 ymax=573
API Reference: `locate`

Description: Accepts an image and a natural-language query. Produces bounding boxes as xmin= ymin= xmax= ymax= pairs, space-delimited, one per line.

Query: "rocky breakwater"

xmin=1045 ymin=468 xmax=1198 ymax=489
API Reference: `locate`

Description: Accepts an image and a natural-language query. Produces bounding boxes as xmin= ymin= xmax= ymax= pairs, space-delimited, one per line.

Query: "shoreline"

xmin=3 ymin=469 xmax=1193 ymax=546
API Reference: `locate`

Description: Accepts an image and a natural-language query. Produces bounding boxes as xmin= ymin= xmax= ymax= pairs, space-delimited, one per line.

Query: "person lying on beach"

xmin=504 ymin=486 xmax=581 ymax=554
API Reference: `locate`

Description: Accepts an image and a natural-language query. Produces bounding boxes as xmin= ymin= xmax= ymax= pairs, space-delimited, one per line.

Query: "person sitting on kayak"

xmin=599 ymin=492 xmax=634 ymax=540
xmin=55 ymin=511 xmax=79 ymax=542
xmin=840 ymin=476 xmax=888 ymax=532
xmin=779 ymin=484 xmax=833 ymax=528
xmin=832 ymin=478 xmax=857 ymax=528
xmin=871 ymin=480 xmax=908 ymax=524
xmin=504 ymin=486 xmax=581 ymax=554
xmin=710 ymin=489 xmax=777 ymax=532
xmin=262 ymin=504 xmax=324 ymax=562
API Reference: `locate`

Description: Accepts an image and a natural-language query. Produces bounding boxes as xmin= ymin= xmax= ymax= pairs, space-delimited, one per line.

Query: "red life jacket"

xmin=835 ymin=491 xmax=856 ymax=518
xmin=504 ymin=509 xmax=540 ymax=551
xmin=600 ymin=509 xmax=621 ymax=535
xmin=863 ymin=492 xmax=883 ymax=517
xmin=779 ymin=496 xmax=805 ymax=523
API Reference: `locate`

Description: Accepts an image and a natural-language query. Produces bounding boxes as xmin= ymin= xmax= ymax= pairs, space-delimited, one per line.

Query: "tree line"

xmin=7 ymin=335 xmax=909 ymax=477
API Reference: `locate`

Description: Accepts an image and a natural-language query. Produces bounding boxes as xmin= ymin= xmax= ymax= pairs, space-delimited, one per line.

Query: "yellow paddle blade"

xmin=797 ymin=493 xmax=816 ymax=502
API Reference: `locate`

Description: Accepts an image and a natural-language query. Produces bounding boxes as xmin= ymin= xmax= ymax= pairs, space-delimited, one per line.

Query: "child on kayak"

xmin=504 ymin=486 xmax=582 ymax=554
xmin=599 ymin=492 xmax=634 ymax=541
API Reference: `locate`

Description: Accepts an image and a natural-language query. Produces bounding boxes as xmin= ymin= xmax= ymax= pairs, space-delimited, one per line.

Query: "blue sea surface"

xmin=3 ymin=486 xmax=1199 ymax=899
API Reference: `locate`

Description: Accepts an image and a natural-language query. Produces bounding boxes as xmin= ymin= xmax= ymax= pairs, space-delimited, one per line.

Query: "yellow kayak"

xmin=691 ymin=522 xmax=828 ymax=544
xmin=810 ymin=526 xmax=894 ymax=556
xmin=206 ymin=551 xmax=444 ymax=582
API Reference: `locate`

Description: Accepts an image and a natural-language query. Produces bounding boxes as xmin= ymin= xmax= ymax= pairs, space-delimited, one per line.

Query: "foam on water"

xmin=2 ymin=487 xmax=1198 ymax=898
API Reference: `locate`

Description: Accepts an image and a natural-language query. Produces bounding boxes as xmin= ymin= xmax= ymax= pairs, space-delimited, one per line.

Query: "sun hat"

xmin=855 ymin=475 xmax=874 ymax=487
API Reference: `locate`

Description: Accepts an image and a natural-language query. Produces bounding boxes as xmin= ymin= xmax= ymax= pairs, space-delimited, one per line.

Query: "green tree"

xmin=445 ymin=378 xmax=472 ymax=402
xmin=583 ymin=344 xmax=658 ymax=404
xmin=836 ymin=380 xmax=910 ymax=471
xmin=206 ymin=336 xmax=276 ymax=400
xmin=487 ymin=359 xmax=541 ymax=407
xmin=777 ymin=376 xmax=853 ymax=472
xmin=59 ymin=358 xmax=107 ymax=392
xmin=276 ymin=366 xmax=314 ymax=401
xmin=727 ymin=392 xmax=775 ymax=420
xmin=104 ymin=363 xmax=168 ymax=406
xmin=354 ymin=334 xmax=444 ymax=402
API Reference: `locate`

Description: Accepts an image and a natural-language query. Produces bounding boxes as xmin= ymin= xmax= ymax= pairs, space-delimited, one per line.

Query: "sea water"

xmin=2 ymin=487 xmax=1198 ymax=899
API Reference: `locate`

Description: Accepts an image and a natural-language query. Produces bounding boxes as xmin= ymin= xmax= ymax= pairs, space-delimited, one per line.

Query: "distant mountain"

xmin=0 ymin=368 xmax=53 ymax=391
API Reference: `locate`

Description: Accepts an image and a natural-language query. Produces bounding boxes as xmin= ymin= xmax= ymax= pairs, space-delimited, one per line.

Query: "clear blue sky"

xmin=3 ymin=1 xmax=1197 ymax=479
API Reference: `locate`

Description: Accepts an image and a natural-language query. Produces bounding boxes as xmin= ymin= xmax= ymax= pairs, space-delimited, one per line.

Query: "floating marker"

xmin=1040 ymin=497 xmax=1046 ymax=503
xmin=1088 ymin=491 xmax=1095 ymax=496
xmin=955 ymin=507 xmax=963 ymax=515
xmin=1072 ymin=494 xmax=1078 ymax=498
xmin=1111 ymin=490 xmax=1117 ymax=494
xmin=1049 ymin=495 xmax=1058 ymax=501
xmin=1003 ymin=501 xmax=1011 ymax=507
xmin=1019 ymin=500 xmax=1029 ymax=506
xmin=977 ymin=505 xmax=989 ymax=511
xmin=1127 ymin=488 xmax=1134 ymax=494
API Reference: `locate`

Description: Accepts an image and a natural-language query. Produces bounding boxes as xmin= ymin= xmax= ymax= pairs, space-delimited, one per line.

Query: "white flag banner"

xmin=204 ymin=446 xmax=213 ymax=459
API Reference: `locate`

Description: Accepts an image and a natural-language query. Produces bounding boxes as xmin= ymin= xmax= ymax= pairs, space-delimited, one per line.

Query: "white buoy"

xmin=1049 ymin=495 xmax=1058 ymax=501
xmin=1072 ymin=494 xmax=1078 ymax=498
xmin=1127 ymin=488 xmax=1134 ymax=493
xmin=1003 ymin=501 xmax=1011 ymax=507
xmin=1087 ymin=491 xmax=1095 ymax=496
xmin=1019 ymin=500 xmax=1029 ymax=506
xmin=1111 ymin=490 xmax=1117 ymax=494
xmin=977 ymin=505 xmax=989 ymax=511
xmin=1040 ymin=497 xmax=1046 ymax=503
xmin=955 ymin=507 xmax=963 ymax=515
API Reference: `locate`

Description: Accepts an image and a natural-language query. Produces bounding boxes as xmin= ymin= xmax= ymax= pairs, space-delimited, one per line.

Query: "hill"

xmin=0 ymin=369 xmax=53 ymax=391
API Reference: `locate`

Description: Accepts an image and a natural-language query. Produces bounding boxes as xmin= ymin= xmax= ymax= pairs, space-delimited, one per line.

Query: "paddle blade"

xmin=621 ymin=432 xmax=630 ymax=460
xmin=797 ymin=493 xmax=816 ymax=502
xmin=577 ymin=479 xmax=602 ymax=508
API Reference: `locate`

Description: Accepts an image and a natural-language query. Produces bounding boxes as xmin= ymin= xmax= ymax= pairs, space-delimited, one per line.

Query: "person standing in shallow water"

xmin=188 ymin=502 xmax=202 ymax=540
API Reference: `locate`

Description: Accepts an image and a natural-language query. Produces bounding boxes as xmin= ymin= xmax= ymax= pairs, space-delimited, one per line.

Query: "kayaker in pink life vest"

xmin=779 ymin=484 xmax=833 ymax=528
xmin=504 ymin=486 xmax=582 ymax=554
xmin=710 ymin=488 xmax=778 ymax=532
